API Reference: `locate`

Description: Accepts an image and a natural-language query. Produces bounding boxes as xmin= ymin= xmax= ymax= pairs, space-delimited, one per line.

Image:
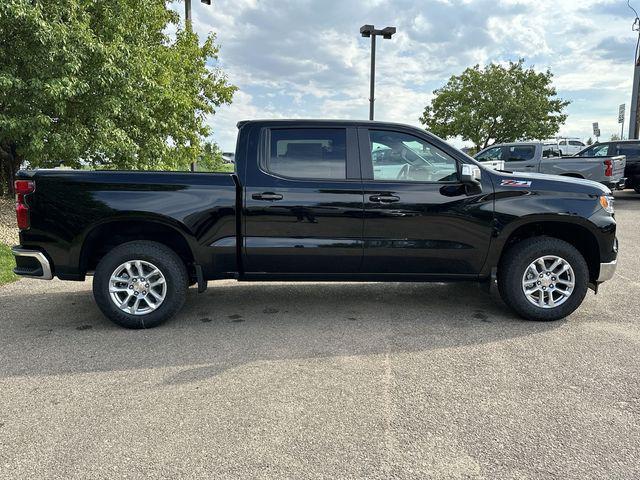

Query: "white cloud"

xmin=180 ymin=0 xmax=639 ymax=148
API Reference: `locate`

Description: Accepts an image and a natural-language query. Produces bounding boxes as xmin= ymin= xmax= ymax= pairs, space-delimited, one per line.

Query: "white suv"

xmin=551 ymin=138 xmax=586 ymax=156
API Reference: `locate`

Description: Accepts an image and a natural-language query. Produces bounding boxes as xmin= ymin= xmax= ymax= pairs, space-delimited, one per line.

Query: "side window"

xmin=266 ymin=128 xmax=347 ymax=180
xmin=542 ymin=145 xmax=561 ymax=158
xmin=592 ymin=144 xmax=610 ymax=157
xmin=506 ymin=145 xmax=536 ymax=161
xmin=569 ymin=140 xmax=584 ymax=146
xmin=559 ymin=140 xmax=567 ymax=146
xmin=476 ymin=146 xmax=503 ymax=162
xmin=617 ymin=143 xmax=640 ymax=158
xmin=369 ymin=130 xmax=458 ymax=182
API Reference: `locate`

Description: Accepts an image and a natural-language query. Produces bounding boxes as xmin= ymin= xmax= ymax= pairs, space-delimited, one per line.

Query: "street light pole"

xmin=369 ymin=33 xmax=376 ymax=121
xmin=628 ymin=5 xmax=640 ymax=139
xmin=185 ymin=0 xmax=192 ymax=26
xmin=360 ymin=25 xmax=396 ymax=121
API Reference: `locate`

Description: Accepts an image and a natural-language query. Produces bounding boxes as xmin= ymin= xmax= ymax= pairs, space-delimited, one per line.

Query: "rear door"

xmin=243 ymin=126 xmax=364 ymax=274
xmin=615 ymin=142 xmax=640 ymax=179
xmin=503 ymin=144 xmax=539 ymax=172
xmin=359 ymin=127 xmax=494 ymax=276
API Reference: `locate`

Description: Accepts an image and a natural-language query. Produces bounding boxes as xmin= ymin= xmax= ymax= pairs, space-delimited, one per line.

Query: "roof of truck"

xmin=236 ymin=119 xmax=423 ymax=129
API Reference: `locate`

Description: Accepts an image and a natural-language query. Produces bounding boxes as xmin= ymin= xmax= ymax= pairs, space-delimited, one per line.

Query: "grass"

xmin=0 ymin=243 xmax=18 ymax=286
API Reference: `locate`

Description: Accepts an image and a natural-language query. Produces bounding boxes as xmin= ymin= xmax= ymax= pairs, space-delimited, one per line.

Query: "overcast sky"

xmin=176 ymin=0 xmax=639 ymax=151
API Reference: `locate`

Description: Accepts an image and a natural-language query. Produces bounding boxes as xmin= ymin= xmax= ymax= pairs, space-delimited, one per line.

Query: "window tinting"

xmin=569 ymin=140 xmax=584 ymax=146
xmin=506 ymin=145 xmax=535 ymax=161
xmin=267 ymin=128 xmax=347 ymax=180
xmin=476 ymin=146 xmax=503 ymax=162
xmin=369 ymin=130 xmax=457 ymax=182
xmin=617 ymin=143 xmax=640 ymax=158
xmin=577 ymin=144 xmax=610 ymax=157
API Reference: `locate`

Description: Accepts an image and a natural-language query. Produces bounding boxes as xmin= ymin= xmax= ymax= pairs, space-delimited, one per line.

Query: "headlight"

xmin=599 ymin=195 xmax=614 ymax=214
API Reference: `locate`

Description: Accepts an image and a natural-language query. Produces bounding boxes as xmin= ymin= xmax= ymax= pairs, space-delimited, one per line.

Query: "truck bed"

xmin=539 ymin=154 xmax=626 ymax=187
xmin=17 ymin=169 xmax=240 ymax=280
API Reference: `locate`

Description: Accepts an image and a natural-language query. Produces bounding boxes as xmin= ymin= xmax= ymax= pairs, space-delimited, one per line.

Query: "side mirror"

xmin=460 ymin=164 xmax=481 ymax=185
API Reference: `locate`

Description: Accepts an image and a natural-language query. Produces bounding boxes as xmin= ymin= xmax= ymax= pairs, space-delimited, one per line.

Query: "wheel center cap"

xmin=540 ymin=276 xmax=552 ymax=288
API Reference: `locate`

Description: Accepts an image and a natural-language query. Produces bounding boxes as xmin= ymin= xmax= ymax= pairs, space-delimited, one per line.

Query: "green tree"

xmin=198 ymin=142 xmax=233 ymax=172
xmin=586 ymin=137 xmax=593 ymax=145
xmin=610 ymin=133 xmax=621 ymax=141
xmin=0 ymin=0 xmax=236 ymax=195
xmin=420 ymin=60 xmax=569 ymax=151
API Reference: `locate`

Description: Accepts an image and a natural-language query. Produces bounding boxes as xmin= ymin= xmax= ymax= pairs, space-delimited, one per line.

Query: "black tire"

xmin=93 ymin=241 xmax=188 ymax=328
xmin=497 ymin=237 xmax=589 ymax=321
xmin=634 ymin=185 xmax=640 ymax=194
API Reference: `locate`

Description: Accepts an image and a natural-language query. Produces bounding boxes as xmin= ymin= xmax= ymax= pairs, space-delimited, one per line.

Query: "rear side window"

xmin=266 ymin=128 xmax=347 ymax=180
xmin=542 ymin=145 xmax=561 ymax=158
xmin=506 ymin=145 xmax=535 ymax=161
xmin=577 ymin=144 xmax=610 ymax=157
xmin=617 ymin=143 xmax=640 ymax=158
xmin=569 ymin=140 xmax=584 ymax=146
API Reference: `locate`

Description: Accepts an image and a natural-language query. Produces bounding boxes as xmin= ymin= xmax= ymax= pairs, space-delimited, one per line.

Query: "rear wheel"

xmin=498 ymin=237 xmax=589 ymax=321
xmin=634 ymin=185 xmax=640 ymax=194
xmin=93 ymin=241 xmax=188 ymax=328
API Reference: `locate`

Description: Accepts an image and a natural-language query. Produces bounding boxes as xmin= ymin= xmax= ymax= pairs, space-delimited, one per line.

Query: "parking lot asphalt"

xmin=0 ymin=191 xmax=639 ymax=479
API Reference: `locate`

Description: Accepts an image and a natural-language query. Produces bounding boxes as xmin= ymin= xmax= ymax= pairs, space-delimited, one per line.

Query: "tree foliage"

xmin=0 ymin=0 xmax=236 ymax=195
xmin=420 ymin=60 xmax=569 ymax=151
xmin=198 ymin=142 xmax=233 ymax=172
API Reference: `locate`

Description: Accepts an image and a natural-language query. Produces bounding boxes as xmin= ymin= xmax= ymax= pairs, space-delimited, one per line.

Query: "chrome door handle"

xmin=252 ymin=192 xmax=283 ymax=201
xmin=369 ymin=194 xmax=400 ymax=203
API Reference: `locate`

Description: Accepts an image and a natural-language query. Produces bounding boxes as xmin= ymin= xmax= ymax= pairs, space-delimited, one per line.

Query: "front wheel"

xmin=498 ymin=237 xmax=589 ymax=321
xmin=93 ymin=241 xmax=188 ymax=328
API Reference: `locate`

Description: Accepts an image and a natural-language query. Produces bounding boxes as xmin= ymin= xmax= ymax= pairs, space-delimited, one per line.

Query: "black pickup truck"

xmin=574 ymin=139 xmax=640 ymax=193
xmin=12 ymin=120 xmax=618 ymax=328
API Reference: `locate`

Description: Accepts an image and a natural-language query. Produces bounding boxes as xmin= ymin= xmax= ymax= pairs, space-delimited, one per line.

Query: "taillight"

xmin=604 ymin=159 xmax=613 ymax=177
xmin=15 ymin=180 xmax=35 ymax=230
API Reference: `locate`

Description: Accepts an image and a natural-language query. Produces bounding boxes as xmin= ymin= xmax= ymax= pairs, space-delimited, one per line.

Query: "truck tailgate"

xmin=610 ymin=155 xmax=626 ymax=179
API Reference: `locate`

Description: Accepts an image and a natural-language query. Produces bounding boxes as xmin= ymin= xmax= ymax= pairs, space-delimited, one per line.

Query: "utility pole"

xmin=628 ymin=4 xmax=640 ymax=139
xmin=185 ymin=0 xmax=211 ymax=171
xmin=360 ymin=25 xmax=396 ymax=121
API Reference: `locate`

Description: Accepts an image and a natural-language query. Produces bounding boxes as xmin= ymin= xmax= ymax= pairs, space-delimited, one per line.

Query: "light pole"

xmin=628 ymin=3 xmax=640 ymax=139
xmin=185 ymin=0 xmax=211 ymax=28
xmin=360 ymin=25 xmax=396 ymax=121
xmin=185 ymin=0 xmax=211 ymax=171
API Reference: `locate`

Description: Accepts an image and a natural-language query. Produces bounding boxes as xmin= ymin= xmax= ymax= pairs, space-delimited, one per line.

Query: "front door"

xmin=360 ymin=127 xmax=494 ymax=276
xmin=243 ymin=126 xmax=364 ymax=274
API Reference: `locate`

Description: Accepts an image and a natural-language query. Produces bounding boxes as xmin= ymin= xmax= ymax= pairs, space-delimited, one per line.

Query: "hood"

xmin=489 ymin=169 xmax=611 ymax=195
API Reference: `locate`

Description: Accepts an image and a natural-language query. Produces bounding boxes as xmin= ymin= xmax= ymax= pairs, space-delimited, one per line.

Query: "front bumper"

xmin=597 ymin=259 xmax=617 ymax=282
xmin=11 ymin=247 xmax=53 ymax=280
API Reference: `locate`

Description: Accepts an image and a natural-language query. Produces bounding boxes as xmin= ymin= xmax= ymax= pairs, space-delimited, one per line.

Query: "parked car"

xmin=552 ymin=138 xmax=586 ymax=156
xmin=574 ymin=140 xmax=640 ymax=193
xmin=475 ymin=141 xmax=626 ymax=190
xmin=13 ymin=120 xmax=618 ymax=328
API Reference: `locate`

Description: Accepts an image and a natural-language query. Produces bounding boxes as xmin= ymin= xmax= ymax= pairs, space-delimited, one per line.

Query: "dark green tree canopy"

xmin=0 ymin=0 xmax=236 ymax=194
xmin=420 ymin=60 xmax=569 ymax=151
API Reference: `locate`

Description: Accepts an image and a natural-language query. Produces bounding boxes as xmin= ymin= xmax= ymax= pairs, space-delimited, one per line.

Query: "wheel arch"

xmin=494 ymin=220 xmax=601 ymax=282
xmin=78 ymin=216 xmax=197 ymax=278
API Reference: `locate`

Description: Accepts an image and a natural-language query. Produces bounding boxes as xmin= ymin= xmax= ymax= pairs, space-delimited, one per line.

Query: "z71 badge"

xmin=501 ymin=179 xmax=532 ymax=187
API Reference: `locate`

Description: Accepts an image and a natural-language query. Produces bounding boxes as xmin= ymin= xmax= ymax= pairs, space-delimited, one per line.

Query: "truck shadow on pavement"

xmin=0 ymin=281 xmax=567 ymax=381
